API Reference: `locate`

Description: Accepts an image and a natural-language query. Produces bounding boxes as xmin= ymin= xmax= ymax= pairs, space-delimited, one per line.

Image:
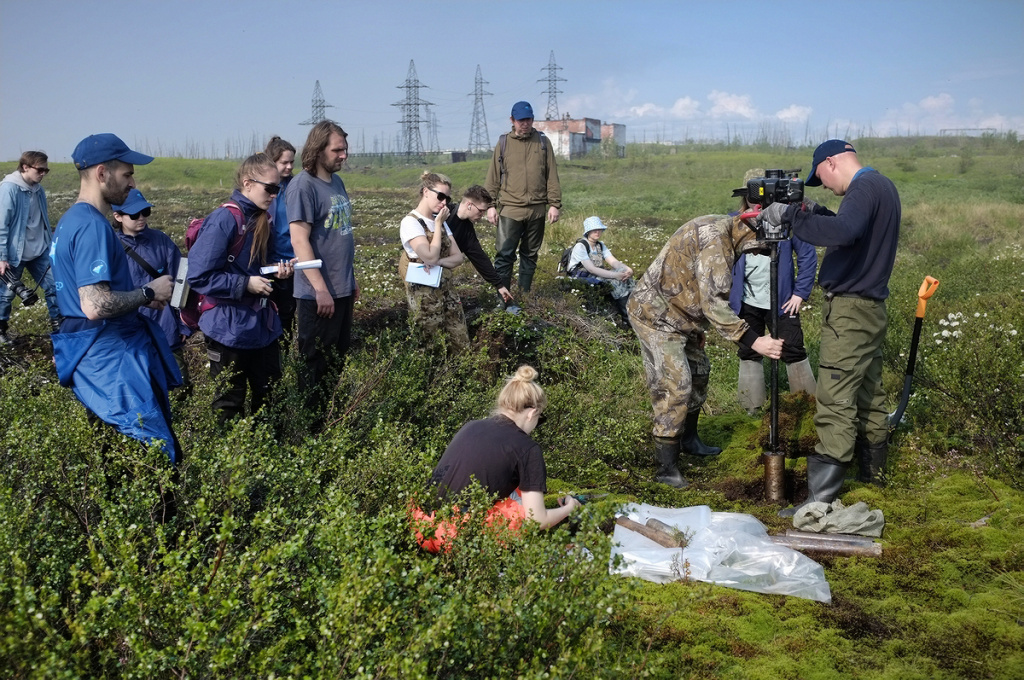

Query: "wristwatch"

xmin=142 ymin=285 xmax=156 ymax=302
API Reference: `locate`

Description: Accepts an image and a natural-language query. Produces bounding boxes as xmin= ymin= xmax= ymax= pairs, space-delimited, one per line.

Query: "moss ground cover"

xmin=2 ymin=137 xmax=1022 ymax=678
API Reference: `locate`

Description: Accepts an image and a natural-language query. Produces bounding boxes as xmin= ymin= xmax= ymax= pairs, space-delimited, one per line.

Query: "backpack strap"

xmin=498 ymin=134 xmax=507 ymax=190
xmin=221 ymin=201 xmax=246 ymax=263
xmin=121 ymin=242 xmax=162 ymax=279
xmin=405 ymin=212 xmax=431 ymax=263
xmin=498 ymin=131 xmax=547 ymax=191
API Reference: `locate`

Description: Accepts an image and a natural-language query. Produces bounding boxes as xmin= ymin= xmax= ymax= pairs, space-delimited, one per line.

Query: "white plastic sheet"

xmin=610 ymin=503 xmax=832 ymax=603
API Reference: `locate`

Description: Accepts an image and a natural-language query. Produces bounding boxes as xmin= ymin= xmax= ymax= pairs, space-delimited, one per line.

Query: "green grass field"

xmin=2 ymin=137 xmax=1023 ymax=678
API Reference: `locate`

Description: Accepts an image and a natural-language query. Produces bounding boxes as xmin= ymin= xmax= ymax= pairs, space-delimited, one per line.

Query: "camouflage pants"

xmin=405 ymin=279 xmax=470 ymax=352
xmin=631 ymin=318 xmax=710 ymax=439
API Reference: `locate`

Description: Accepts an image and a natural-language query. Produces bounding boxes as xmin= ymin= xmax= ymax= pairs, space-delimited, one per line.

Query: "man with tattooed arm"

xmin=49 ymin=134 xmax=182 ymax=468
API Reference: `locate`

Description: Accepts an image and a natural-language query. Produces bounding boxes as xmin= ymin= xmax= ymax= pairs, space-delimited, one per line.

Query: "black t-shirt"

xmin=430 ymin=415 xmax=547 ymax=502
xmin=445 ymin=201 xmax=503 ymax=289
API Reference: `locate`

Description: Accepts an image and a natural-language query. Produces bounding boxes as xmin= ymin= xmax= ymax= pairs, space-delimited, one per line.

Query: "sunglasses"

xmin=124 ymin=207 xmax=151 ymax=220
xmin=430 ymin=188 xmax=451 ymax=203
xmin=248 ymin=178 xmax=281 ymax=195
xmin=31 ymin=166 xmax=50 ymax=175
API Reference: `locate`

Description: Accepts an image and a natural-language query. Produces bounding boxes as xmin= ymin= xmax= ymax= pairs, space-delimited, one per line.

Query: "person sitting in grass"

xmin=412 ymin=365 xmax=581 ymax=553
xmin=566 ymin=215 xmax=634 ymax=321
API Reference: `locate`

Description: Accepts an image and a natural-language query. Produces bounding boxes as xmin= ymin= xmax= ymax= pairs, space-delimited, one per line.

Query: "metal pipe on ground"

xmin=769 ymin=533 xmax=882 ymax=558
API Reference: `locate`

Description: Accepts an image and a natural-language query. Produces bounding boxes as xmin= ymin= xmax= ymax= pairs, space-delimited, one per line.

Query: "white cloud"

xmin=871 ymin=92 xmax=1024 ymax=136
xmin=776 ymin=105 xmax=812 ymax=123
xmin=626 ymin=102 xmax=665 ymax=118
xmin=708 ymin=90 xmax=758 ymax=119
xmin=919 ymin=93 xmax=954 ymax=113
xmin=670 ymin=97 xmax=701 ymax=118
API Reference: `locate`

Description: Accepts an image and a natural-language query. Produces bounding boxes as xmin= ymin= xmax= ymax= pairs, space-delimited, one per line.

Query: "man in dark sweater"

xmin=762 ymin=140 xmax=900 ymax=509
xmin=446 ymin=185 xmax=513 ymax=307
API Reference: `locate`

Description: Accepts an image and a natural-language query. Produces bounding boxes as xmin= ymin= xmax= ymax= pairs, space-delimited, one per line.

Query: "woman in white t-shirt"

xmin=398 ymin=171 xmax=469 ymax=351
xmin=567 ymin=215 xmax=635 ymax=320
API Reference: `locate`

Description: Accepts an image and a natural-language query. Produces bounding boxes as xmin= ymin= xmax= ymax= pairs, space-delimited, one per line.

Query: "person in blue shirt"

xmin=187 ymin=152 xmax=295 ymax=424
xmin=264 ymin=136 xmax=297 ymax=335
xmin=112 ymin=188 xmax=190 ymax=390
xmin=729 ymin=170 xmax=818 ymax=415
xmin=50 ymin=134 xmax=182 ymax=471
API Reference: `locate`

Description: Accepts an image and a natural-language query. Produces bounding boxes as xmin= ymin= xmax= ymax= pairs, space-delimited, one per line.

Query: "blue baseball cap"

xmin=805 ymin=139 xmax=856 ymax=187
xmin=72 ymin=133 xmax=154 ymax=170
xmin=111 ymin=188 xmax=153 ymax=215
xmin=511 ymin=101 xmax=534 ymax=120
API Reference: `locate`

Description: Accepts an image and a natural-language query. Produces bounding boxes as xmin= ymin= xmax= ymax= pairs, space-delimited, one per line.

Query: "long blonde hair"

xmin=234 ymin=152 xmax=276 ymax=266
xmin=493 ymin=365 xmax=547 ymax=415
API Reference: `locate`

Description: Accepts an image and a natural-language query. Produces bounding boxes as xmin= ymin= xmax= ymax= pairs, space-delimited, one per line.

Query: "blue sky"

xmin=2 ymin=0 xmax=1022 ymax=161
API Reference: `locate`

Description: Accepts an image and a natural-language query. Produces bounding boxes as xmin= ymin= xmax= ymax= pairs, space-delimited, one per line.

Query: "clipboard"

xmin=405 ymin=263 xmax=442 ymax=288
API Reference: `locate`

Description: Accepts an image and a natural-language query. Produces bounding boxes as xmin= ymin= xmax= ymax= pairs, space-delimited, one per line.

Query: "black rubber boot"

xmin=779 ymin=454 xmax=849 ymax=517
xmin=614 ymin=296 xmax=631 ymax=324
xmin=0 ymin=319 xmax=9 ymax=345
xmin=654 ymin=437 xmax=689 ymax=488
xmin=857 ymin=440 xmax=888 ymax=485
xmin=680 ymin=411 xmax=722 ymax=457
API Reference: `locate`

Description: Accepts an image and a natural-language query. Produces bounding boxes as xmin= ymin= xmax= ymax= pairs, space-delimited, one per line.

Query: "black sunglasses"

xmin=430 ymin=188 xmax=451 ymax=203
xmin=31 ymin=166 xmax=50 ymax=175
xmin=125 ymin=207 xmax=151 ymax=220
xmin=249 ymin=178 xmax=281 ymax=195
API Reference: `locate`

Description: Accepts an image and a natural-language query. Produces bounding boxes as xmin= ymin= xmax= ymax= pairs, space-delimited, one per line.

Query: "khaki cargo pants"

xmin=815 ymin=295 xmax=889 ymax=463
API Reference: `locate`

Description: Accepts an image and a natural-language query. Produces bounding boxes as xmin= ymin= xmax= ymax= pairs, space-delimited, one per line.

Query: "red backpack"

xmin=179 ymin=201 xmax=246 ymax=330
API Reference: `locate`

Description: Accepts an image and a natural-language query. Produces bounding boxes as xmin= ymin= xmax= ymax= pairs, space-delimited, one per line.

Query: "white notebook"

xmin=405 ymin=263 xmax=442 ymax=288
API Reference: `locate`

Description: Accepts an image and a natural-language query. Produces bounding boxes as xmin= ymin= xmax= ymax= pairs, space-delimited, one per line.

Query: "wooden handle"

xmin=615 ymin=516 xmax=686 ymax=548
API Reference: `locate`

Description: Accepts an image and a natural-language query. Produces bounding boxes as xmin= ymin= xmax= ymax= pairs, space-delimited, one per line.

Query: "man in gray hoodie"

xmin=0 ymin=151 xmax=61 ymax=342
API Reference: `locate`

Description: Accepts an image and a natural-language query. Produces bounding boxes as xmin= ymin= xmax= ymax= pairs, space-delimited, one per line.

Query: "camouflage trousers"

xmin=405 ymin=279 xmax=470 ymax=352
xmin=631 ymin=317 xmax=710 ymax=439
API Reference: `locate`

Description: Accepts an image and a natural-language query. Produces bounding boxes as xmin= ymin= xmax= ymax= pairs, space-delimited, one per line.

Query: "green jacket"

xmin=484 ymin=129 xmax=561 ymax=218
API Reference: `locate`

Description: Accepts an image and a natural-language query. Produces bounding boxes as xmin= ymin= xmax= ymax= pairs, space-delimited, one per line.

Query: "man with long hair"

xmin=288 ymin=120 xmax=358 ymax=420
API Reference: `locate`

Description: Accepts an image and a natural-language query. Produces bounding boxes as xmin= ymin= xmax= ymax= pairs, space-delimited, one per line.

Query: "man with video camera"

xmin=628 ymin=176 xmax=784 ymax=489
xmin=0 ymin=151 xmax=62 ymax=343
xmin=761 ymin=140 xmax=900 ymax=508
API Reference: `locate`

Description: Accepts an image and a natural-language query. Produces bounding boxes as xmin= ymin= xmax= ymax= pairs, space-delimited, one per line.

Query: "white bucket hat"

xmin=582 ymin=215 xmax=608 ymax=237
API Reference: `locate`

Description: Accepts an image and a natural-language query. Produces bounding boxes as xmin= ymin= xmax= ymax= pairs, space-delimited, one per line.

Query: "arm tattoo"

xmin=80 ymin=282 xmax=146 ymax=319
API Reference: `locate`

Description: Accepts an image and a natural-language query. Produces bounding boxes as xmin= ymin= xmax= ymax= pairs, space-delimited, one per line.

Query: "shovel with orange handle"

xmin=888 ymin=275 xmax=940 ymax=431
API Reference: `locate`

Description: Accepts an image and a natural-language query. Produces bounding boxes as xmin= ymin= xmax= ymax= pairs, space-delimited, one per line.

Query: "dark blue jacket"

xmin=729 ymin=237 xmax=817 ymax=316
xmin=117 ymin=227 xmax=188 ymax=349
xmin=187 ymin=190 xmax=281 ymax=349
xmin=787 ymin=168 xmax=900 ymax=300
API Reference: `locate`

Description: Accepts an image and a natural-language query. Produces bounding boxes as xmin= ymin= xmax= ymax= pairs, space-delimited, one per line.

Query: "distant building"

xmin=534 ymin=115 xmax=626 ymax=159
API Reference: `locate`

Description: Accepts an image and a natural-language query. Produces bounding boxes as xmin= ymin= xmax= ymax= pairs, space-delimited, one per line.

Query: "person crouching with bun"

xmin=412 ymin=365 xmax=581 ymax=552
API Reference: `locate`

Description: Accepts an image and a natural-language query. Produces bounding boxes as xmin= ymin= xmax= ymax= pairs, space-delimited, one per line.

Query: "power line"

xmin=538 ymin=51 xmax=566 ymax=121
xmin=468 ymin=65 xmax=492 ymax=152
xmin=300 ymin=80 xmax=334 ymax=125
xmin=392 ymin=60 xmax=432 ymax=159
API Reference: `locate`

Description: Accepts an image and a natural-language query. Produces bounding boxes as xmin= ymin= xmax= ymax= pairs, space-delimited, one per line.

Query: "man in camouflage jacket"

xmin=628 ymin=213 xmax=783 ymax=488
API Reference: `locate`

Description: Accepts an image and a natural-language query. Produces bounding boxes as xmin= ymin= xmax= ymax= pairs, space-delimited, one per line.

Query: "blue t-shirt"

xmin=285 ymin=171 xmax=355 ymax=299
xmin=51 ymin=202 xmax=137 ymax=319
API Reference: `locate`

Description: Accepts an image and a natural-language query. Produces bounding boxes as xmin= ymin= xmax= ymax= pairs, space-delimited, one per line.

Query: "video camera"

xmin=0 ymin=268 xmax=39 ymax=307
xmin=732 ymin=169 xmax=804 ymax=242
